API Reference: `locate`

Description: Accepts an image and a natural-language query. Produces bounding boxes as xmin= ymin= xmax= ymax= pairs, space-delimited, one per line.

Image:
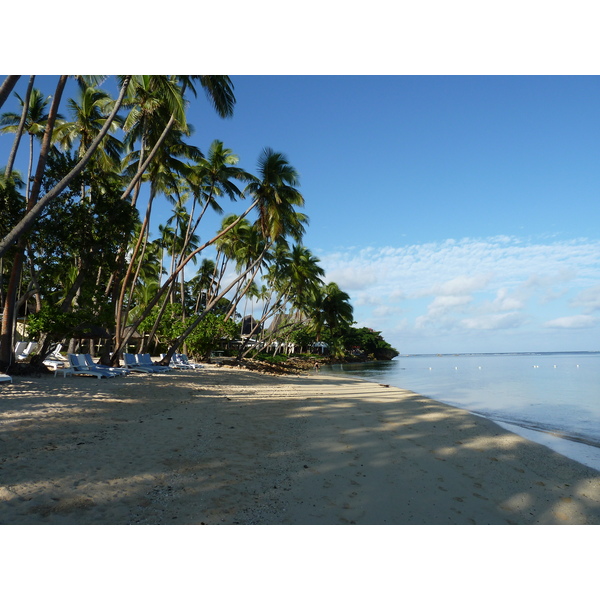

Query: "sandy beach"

xmin=1 ymin=364 xmax=600 ymax=525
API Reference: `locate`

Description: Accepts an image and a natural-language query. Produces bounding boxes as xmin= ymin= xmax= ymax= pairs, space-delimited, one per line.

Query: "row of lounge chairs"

xmin=5 ymin=342 xmax=204 ymax=382
xmin=58 ymin=353 xmax=202 ymax=378
xmin=14 ymin=341 xmax=67 ymax=369
xmin=63 ymin=354 xmax=131 ymax=378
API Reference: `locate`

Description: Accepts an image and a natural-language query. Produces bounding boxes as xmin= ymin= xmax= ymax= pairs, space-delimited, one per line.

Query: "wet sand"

xmin=1 ymin=365 xmax=600 ymax=525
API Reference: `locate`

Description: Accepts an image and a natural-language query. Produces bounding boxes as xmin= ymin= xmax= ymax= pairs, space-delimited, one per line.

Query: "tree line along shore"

xmin=0 ymin=75 xmax=398 ymax=375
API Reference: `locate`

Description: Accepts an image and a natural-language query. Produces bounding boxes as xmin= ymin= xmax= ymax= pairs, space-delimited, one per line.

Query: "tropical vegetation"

xmin=0 ymin=75 xmax=397 ymax=372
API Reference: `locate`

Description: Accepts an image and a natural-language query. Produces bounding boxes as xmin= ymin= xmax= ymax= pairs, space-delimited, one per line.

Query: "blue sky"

xmin=2 ymin=75 xmax=599 ymax=354
xmin=187 ymin=76 xmax=600 ymax=354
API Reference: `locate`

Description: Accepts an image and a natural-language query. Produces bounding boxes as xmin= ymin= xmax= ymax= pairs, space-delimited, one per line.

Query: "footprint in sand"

xmin=472 ymin=492 xmax=489 ymax=501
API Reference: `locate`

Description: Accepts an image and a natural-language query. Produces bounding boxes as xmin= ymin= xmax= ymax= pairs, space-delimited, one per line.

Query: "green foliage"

xmin=254 ymin=352 xmax=288 ymax=364
xmin=288 ymin=324 xmax=316 ymax=349
xmin=179 ymin=313 xmax=238 ymax=358
xmin=0 ymin=173 xmax=25 ymax=243
xmin=27 ymin=304 xmax=107 ymax=339
xmin=343 ymin=326 xmax=399 ymax=360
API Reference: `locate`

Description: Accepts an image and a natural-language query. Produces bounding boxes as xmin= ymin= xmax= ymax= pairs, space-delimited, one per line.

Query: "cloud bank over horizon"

xmin=319 ymin=235 xmax=600 ymax=354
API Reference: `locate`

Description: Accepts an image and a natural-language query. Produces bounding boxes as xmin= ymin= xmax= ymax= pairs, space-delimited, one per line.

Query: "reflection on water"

xmin=325 ymin=353 xmax=600 ymax=447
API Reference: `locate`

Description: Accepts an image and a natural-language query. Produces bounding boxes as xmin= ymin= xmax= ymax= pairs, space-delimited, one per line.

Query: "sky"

xmin=180 ymin=75 xmax=600 ymax=354
xmin=3 ymin=4 xmax=600 ymax=355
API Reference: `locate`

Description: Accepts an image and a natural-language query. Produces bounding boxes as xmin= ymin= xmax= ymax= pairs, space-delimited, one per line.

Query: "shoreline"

xmin=2 ymin=366 xmax=600 ymax=524
xmin=324 ymin=359 xmax=600 ymax=473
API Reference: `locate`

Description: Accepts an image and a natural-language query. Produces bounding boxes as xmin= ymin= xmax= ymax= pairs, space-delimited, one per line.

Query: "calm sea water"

xmin=323 ymin=352 xmax=600 ymax=472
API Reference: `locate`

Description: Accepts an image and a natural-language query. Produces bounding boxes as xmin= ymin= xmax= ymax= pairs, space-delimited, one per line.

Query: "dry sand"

xmin=1 ymin=365 xmax=600 ymax=525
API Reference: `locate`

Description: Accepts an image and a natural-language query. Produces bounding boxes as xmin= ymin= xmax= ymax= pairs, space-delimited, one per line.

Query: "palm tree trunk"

xmin=110 ymin=201 xmax=260 ymax=363
xmin=0 ymin=249 xmax=24 ymax=367
xmin=0 ymin=75 xmax=67 ymax=367
xmin=4 ymin=76 xmax=34 ymax=178
xmin=160 ymin=253 xmax=267 ymax=365
xmin=114 ymin=187 xmax=156 ymax=351
xmin=0 ymin=75 xmax=20 ymax=110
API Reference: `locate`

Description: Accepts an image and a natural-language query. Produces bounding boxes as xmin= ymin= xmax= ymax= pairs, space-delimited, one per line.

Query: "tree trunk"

xmin=160 ymin=253 xmax=267 ymax=365
xmin=4 ymin=76 xmax=34 ymax=178
xmin=109 ymin=203 xmax=259 ymax=364
xmin=0 ymin=75 xmax=20 ymax=110
xmin=0 ymin=249 xmax=25 ymax=367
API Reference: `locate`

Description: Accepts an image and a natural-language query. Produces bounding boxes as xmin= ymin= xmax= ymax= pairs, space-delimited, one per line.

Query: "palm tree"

xmin=237 ymin=244 xmax=325 ymax=359
xmin=118 ymin=76 xmax=235 ymax=204
xmin=109 ymin=77 xmax=237 ymax=363
xmin=159 ymin=149 xmax=308 ymax=363
xmin=0 ymin=87 xmax=56 ymax=202
xmin=188 ymin=140 xmax=248 ymax=220
xmin=3 ymin=76 xmax=35 ymax=178
xmin=310 ymin=282 xmax=354 ymax=345
xmin=245 ymin=147 xmax=307 ymax=243
xmin=114 ymin=129 xmax=200 ymax=351
xmin=53 ymin=85 xmax=124 ymax=172
xmin=0 ymin=75 xmax=132 ymax=259
xmin=190 ymin=258 xmax=218 ymax=314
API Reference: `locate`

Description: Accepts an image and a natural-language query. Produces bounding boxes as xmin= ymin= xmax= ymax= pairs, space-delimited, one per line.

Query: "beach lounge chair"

xmin=67 ymin=353 xmax=116 ymax=378
xmin=124 ymin=353 xmax=155 ymax=374
xmin=82 ymin=354 xmax=129 ymax=376
xmin=160 ymin=353 xmax=193 ymax=369
xmin=43 ymin=343 xmax=68 ymax=370
xmin=14 ymin=341 xmax=27 ymax=358
xmin=16 ymin=341 xmax=37 ymax=361
xmin=178 ymin=354 xmax=203 ymax=369
xmin=136 ymin=353 xmax=171 ymax=373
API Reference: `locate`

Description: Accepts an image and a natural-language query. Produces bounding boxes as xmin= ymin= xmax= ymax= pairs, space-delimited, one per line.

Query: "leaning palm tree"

xmin=0 ymin=87 xmax=57 ymax=202
xmin=159 ymin=149 xmax=309 ymax=364
xmin=237 ymin=244 xmax=325 ymax=359
xmin=245 ymin=147 xmax=307 ymax=243
xmin=310 ymin=282 xmax=355 ymax=344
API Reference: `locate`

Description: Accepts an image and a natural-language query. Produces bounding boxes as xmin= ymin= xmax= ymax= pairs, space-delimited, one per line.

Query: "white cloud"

xmin=571 ymin=284 xmax=600 ymax=314
xmin=489 ymin=288 xmax=525 ymax=311
xmin=419 ymin=274 xmax=492 ymax=298
xmin=319 ymin=235 xmax=600 ymax=352
xmin=543 ymin=315 xmax=599 ymax=329
xmin=462 ymin=312 xmax=529 ymax=330
xmin=324 ymin=265 xmax=377 ymax=291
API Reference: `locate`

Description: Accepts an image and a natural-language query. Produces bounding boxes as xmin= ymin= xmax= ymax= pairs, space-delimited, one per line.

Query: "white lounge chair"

xmin=16 ymin=341 xmax=37 ymax=361
xmin=82 ymin=354 xmax=129 ymax=376
xmin=123 ymin=353 xmax=154 ymax=374
xmin=0 ymin=373 xmax=12 ymax=384
xmin=178 ymin=354 xmax=203 ymax=369
xmin=67 ymin=354 xmax=116 ymax=378
xmin=136 ymin=353 xmax=171 ymax=373
xmin=14 ymin=341 xmax=27 ymax=358
xmin=43 ymin=343 xmax=68 ymax=370
xmin=161 ymin=353 xmax=193 ymax=369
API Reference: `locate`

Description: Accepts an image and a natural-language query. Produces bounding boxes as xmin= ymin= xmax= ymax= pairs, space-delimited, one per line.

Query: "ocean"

xmin=323 ymin=352 xmax=600 ymax=472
